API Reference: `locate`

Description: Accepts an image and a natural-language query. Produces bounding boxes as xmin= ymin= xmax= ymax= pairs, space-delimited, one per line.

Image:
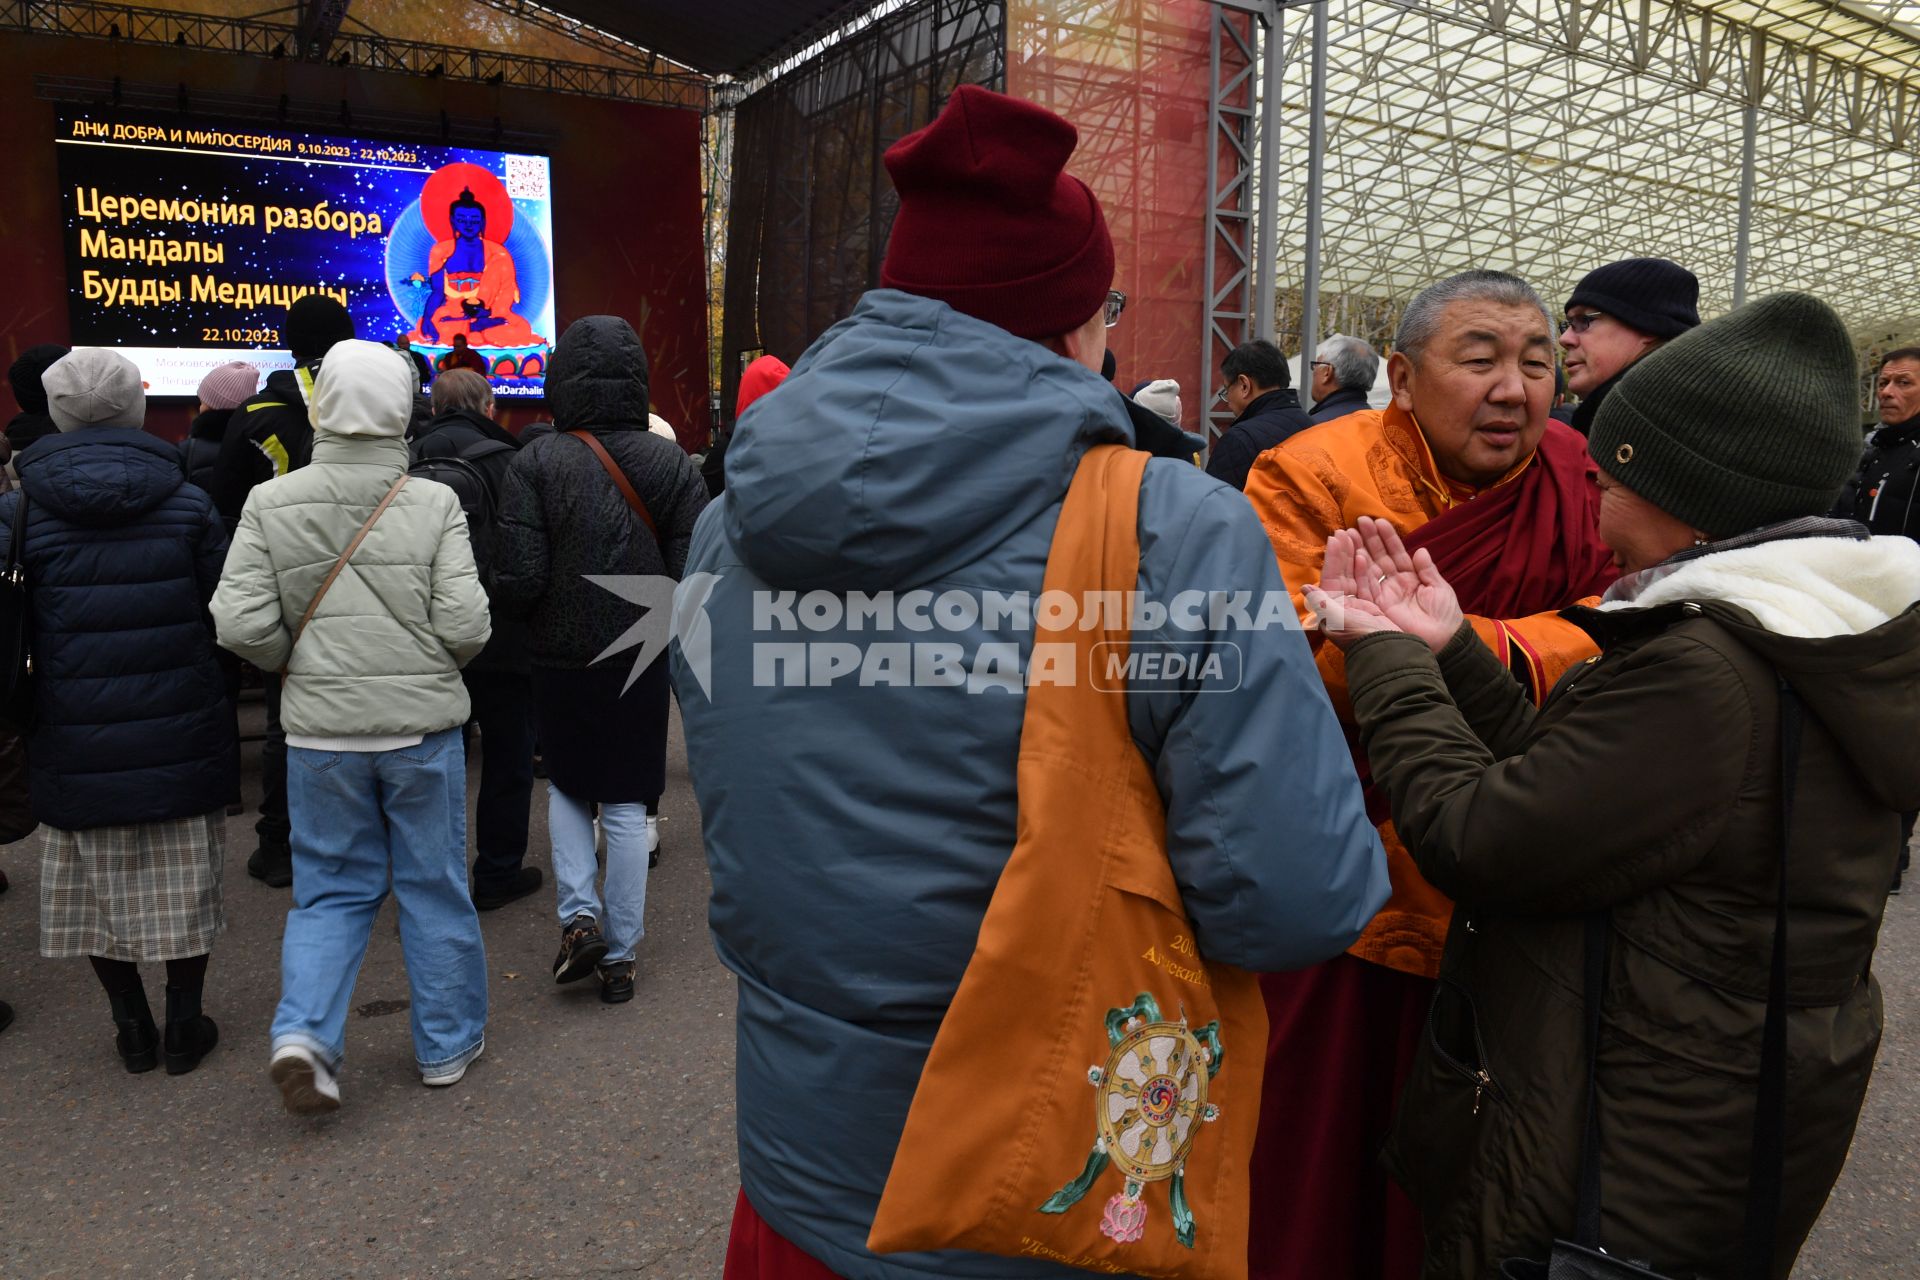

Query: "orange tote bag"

xmin=868 ymin=444 xmax=1266 ymax=1279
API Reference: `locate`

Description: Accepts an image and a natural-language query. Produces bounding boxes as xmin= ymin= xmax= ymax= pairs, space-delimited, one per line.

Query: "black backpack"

xmin=408 ymin=437 xmax=515 ymax=584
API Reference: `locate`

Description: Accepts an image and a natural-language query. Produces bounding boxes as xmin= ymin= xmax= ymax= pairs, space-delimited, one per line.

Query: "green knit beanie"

xmin=1587 ymin=291 xmax=1862 ymax=539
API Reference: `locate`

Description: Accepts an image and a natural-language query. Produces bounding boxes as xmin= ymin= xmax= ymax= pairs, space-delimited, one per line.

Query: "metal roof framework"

xmin=1258 ymin=1 xmax=1920 ymax=354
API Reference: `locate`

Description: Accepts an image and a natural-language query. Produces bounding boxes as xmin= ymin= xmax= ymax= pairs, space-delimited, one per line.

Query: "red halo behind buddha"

xmin=420 ymin=163 xmax=515 ymax=243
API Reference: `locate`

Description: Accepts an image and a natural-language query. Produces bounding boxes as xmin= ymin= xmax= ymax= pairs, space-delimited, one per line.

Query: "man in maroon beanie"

xmin=675 ymin=85 xmax=1383 ymax=1280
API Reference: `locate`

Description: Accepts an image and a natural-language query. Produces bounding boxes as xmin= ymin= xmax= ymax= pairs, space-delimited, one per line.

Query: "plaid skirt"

xmin=39 ymin=811 xmax=226 ymax=961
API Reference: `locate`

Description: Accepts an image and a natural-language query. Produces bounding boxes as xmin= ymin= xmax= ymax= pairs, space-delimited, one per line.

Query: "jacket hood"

xmin=736 ymin=354 xmax=790 ymax=421
xmin=721 ymin=289 xmax=1131 ymax=592
xmin=549 ymin=316 xmax=649 ymax=432
xmin=18 ymin=428 xmax=188 ymax=525
xmin=312 ymin=340 xmax=413 ymax=440
xmin=1601 ymin=533 xmax=1920 ymax=808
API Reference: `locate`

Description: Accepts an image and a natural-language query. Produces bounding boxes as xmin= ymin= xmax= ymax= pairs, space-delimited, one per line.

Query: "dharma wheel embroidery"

xmin=1037 ymin=992 xmax=1224 ymax=1249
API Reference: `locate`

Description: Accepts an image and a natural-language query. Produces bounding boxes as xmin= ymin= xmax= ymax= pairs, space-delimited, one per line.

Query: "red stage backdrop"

xmin=1007 ymin=0 xmax=1215 ymax=437
xmin=0 ymin=30 xmax=707 ymax=446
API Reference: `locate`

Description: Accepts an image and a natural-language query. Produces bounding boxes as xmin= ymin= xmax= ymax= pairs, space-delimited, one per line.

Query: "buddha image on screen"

xmin=407 ymin=177 xmax=544 ymax=349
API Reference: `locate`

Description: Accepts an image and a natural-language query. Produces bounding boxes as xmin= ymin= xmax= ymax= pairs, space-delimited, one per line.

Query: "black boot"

xmin=162 ymin=984 xmax=219 ymax=1076
xmin=107 ymin=984 xmax=158 ymax=1074
xmin=247 ymin=842 xmax=293 ymax=889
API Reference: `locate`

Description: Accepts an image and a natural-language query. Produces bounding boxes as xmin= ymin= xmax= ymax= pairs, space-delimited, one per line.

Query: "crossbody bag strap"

xmin=565 ymin=429 xmax=659 ymax=542
xmin=1571 ymin=908 xmax=1609 ymax=1248
xmin=280 ymin=474 xmax=409 ymax=677
xmin=1741 ymin=677 xmax=1801 ymax=1279
xmin=5 ymin=490 xmax=27 ymax=578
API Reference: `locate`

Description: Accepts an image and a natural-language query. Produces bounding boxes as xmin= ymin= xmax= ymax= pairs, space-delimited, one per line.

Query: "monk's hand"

xmin=1352 ymin=516 xmax=1464 ymax=653
xmin=1305 ymin=530 xmax=1401 ymax=649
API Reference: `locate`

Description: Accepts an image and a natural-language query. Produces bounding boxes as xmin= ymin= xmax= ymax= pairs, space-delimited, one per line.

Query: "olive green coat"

xmin=1345 ymin=534 xmax=1920 ymax=1280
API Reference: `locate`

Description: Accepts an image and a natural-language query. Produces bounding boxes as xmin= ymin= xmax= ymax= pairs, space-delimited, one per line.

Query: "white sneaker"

xmin=269 ymin=1044 xmax=341 ymax=1115
xmin=422 ymin=1040 xmax=483 ymax=1088
xmin=646 ymin=814 xmax=660 ymax=855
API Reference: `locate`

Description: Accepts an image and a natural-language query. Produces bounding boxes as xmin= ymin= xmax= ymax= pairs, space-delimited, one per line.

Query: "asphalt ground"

xmin=0 ymin=697 xmax=1911 ymax=1279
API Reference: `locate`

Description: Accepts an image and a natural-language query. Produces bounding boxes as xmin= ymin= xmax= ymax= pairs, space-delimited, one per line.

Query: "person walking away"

xmin=1204 ymin=338 xmax=1314 ymax=489
xmin=212 ymin=339 xmax=492 ymax=1114
xmin=1559 ymin=257 xmax=1699 ymax=434
xmin=207 ymin=295 xmax=358 ymax=890
xmin=14 ymin=349 xmax=235 ymax=1075
xmin=672 ymin=84 xmax=1387 ymax=1279
xmin=1313 ymin=291 xmax=1913 ymax=1280
xmin=179 ymin=362 xmax=260 ymax=492
xmin=495 ymin=316 xmax=708 ymax=1006
xmin=410 ymin=368 xmax=541 ymax=909
xmin=1832 ymin=343 xmax=1920 ymax=890
xmin=6 ymin=344 xmax=70 ymax=459
xmin=1306 ymin=334 xmax=1378 ymax=425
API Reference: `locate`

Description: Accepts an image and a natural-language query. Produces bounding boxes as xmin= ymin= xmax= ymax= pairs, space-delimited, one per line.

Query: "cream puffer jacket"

xmin=211 ymin=340 xmax=490 ymax=736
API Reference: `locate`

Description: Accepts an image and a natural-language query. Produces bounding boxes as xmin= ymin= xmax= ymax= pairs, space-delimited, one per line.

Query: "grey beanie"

xmin=1588 ymin=292 xmax=1863 ymax=539
xmin=42 ymin=348 xmax=146 ymax=432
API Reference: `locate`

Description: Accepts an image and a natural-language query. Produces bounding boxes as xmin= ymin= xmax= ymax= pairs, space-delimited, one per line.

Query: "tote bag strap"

xmin=280 ymin=474 xmax=409 ymax=677
xmin=1567 ymin=678 xmax=1799 ymax=1280
xmin=566 ymin=429 xmax=660 ymax=542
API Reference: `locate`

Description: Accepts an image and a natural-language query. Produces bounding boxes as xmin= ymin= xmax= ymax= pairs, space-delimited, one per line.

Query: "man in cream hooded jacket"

xmin=212 ymin=338 xmax=492 ymax=1115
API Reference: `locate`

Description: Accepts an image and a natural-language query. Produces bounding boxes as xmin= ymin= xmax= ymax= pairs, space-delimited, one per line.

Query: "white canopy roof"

xmin=1266 ymin=1 xmax=1920 ymax=348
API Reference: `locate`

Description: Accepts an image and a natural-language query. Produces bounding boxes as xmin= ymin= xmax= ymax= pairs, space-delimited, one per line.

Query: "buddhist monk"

xmin=1242 ymin=269 xmax=1618 ymax=1280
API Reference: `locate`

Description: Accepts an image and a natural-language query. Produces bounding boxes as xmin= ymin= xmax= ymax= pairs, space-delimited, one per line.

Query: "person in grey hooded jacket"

xmin=672 ymin=86 xmax=1386 ymax=1280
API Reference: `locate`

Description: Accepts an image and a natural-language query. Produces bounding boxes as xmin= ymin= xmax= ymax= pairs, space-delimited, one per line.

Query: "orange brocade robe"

xmin=1243 ymin=405 xmax=1611 ymax=979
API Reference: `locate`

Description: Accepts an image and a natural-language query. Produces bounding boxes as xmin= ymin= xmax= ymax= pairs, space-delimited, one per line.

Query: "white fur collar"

xmin=1598 ymin=536 xmax=1920 ymax=639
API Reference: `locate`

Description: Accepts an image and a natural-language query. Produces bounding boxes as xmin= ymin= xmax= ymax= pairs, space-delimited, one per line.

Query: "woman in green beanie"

xmin=1304 ymin=292 xmax=1920 ymax=1280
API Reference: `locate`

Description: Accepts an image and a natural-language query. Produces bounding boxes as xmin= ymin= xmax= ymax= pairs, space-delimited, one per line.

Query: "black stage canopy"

xmin=546 ymin=1 xmax=878 ymax=76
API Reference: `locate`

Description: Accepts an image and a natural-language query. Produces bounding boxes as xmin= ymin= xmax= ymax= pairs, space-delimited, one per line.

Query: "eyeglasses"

xmin=1104 ymin=289 xmax=1127 ymax=328
xmin=1563 ymin=310 xmax=1608 ymax=334
xmin=1308 ymin=360 xmax=1332 ymax=371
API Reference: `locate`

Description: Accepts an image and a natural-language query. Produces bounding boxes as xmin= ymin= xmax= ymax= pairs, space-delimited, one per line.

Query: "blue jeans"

xmin=271 ymin=727 xmax=487 ymax=1076
xmin=549 ymin=783 xmax=649 ymax=963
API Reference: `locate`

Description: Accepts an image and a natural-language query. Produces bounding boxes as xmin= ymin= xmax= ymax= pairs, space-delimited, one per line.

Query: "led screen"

xmin=57 ymin=110 xmax=556 ymax=398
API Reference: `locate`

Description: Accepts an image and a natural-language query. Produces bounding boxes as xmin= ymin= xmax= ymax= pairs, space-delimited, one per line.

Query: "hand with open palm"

xmin=1305 ymin=516 xmax=1464 ymax=653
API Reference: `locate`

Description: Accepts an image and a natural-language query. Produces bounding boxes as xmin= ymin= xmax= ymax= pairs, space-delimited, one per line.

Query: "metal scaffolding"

xmin=1204 ymin=4 xmax=1261 ymax=445
xmin=1255 ymin=1 xmax=1920 ymax=350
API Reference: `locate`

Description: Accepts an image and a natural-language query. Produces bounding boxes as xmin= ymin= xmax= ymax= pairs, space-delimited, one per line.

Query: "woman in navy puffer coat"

xmin=8 ymin=349 xmax=235 ymax=1077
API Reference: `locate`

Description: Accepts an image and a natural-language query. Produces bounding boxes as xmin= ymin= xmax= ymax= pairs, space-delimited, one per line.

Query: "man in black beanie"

xmin=1559 ymin=256 xmax=1699 ymax=436
xmin=6 ymin=343 xmax=72 ymax=457
xmin=206 ymin=293 xmax=355 ymax=890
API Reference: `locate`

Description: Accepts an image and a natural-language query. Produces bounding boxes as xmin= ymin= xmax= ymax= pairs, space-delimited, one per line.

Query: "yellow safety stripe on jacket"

xmin=253 ymin=433 xmax=291 ymax=477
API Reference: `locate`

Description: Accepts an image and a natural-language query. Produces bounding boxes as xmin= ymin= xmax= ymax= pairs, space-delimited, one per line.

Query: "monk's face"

xmin=1390 ymin=299 xmax=1555 ymax=488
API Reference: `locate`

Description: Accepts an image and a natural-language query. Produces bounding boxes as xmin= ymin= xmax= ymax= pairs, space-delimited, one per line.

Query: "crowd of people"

xmin=1 ymin=80 xmax=1916 ymax=1280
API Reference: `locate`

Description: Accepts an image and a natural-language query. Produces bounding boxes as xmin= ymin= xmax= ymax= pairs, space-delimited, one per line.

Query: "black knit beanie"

xmin=1565 ymin=257 xmax=1700 ymax=340
xmin=1588 ymin=292 xmax=1863 ymax=539
xmin=8 ymin=343 xmax=71 ymax=413
xmin=286 ymin=296 xmax=356 ymax=363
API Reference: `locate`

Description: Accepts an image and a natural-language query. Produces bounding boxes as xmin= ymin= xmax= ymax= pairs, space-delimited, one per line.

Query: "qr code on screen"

xmin=504 ymin=155 xmax=548 ymax=200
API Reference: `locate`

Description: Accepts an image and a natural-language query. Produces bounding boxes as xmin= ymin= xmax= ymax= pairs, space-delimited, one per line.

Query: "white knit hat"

xmin=1133 ymin=378 xmax=1181 ymax=424
xmin=43 ymin=348 xmax=146 ymax=432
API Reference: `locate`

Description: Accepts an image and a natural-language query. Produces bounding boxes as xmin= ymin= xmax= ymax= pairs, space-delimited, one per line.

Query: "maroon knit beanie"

xmin=880 ymin=85 xmax=1114 ymax=341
